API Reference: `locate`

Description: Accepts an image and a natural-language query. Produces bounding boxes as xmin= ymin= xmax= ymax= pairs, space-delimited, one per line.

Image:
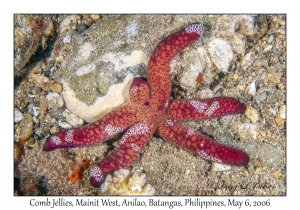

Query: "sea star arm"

xmin=168 ymin=97 xmax=247 ymax=121
xmin=43 ymin=78 xmax=150 ymax=151
xmin=43 ymin=105 xmax=139 ymax=151
xmin=90 ymin=121 xmax=156 ymax=187
xmin=157 ymin=120 xmax=249 ymax=166
xmin=147 ymin=23 xmax=205 ymax=108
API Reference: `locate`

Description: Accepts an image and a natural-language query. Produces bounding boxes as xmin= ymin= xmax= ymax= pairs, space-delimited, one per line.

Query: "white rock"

xmin=14 ymin=109 xmax=23 ymax=123
xmin=62 ymin=74 xmax=133 ymax=123
xmin=46 ymin=92 xmax=64 ymax=109
xmin=208 ymin=38 xmax=233 ymax=72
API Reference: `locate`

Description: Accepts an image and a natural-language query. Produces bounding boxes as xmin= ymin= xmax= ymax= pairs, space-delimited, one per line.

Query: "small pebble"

xmin=66 ymin=113 xmax=84 ymax=127
xmin=58 ymin=121 xmax=72 ymax=130
xmin=246 ymin=81 xmax=257 ymax=95
xmin=278 ymin=105 xmax=286 ymax=119
xmin=63 ymin=109 xmax=71 ymax=118
xmin=62 ymin=36 xmax=71 ymax=43
xmin=32 ymin=107 xmax=40 ymax=117
xmin=14 ymin=108 xmax=23 ymax=123
xmin=198 ymin=88 xmax=214 ymax=99
xmin=268 ymin=35 xmax=274 ymax=43
xmin=229 ymin=34 xmax=246 ymax=54
xmin=50 ymin=83 xmax=63 ymax=93
xmin=39 ymin=97 xmax=48 ymax=112
xmin=56 ymin=55 xmax=64 ymax=63
xmin=90 ymin=14 xmax=100 ymax=21
xmin=50 ymin=125 xmax=60 ymax=134
xmin=272 ymin=169 xmax=282 ymax=179
xmin=32 ymin=116 xmax=39 ymax=124
xmin=237 ymin=16 xmax=255 ymax=35
xmin=19 ymin=113 xmax=33 ymax=139
xmin=236 ymin=84 xmax=245 ymax=91
xmin=27 ymin=137 xmax=38 ymax=148
xmin=241 ymin=52 xmax=255 ymax=70
xmin=275 ymin=117 xmax=285 ymax=127
xmin=242 ymin=170 xmax=249 ymax=177
xmin=29 ymin=74 xmax=50 ymax=91
xmin=49 ymin=107 xmax=64 ymax=120
xmin=254 ymin=167 xmax=261 ymax=174
xmin=263 ymin=45 xmax=273 ymax=52
xmin=46 ymin=92 xmax=64 ymax=109
xmin=44 ymin=113 xmax=53 ymax=122
xmin=255 ymin=92 xmax=267 ymax=102
xmin=232 ymin=74 xmax=239 ymax=80
xmin=185 ymin=169 xmax=190 ymax=175
xmin=245 ymin=106 xmax=260 ymax=123
xmin=39 ymin=113 xmax=46 ymax=121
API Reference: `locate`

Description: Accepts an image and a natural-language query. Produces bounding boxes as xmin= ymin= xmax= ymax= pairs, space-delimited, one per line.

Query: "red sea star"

xmin=43 ymin=23 xmax=249 ymax=188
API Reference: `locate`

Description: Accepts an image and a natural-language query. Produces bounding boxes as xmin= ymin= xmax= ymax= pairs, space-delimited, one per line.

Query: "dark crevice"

xmin=14 ymin=20 xmax=58 ymax=88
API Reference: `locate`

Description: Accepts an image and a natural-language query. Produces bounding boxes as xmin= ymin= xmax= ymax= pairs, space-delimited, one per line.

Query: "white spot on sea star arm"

xmin=198 ymin=150 xmax=223 ymax=163
xmin=190 ymin=100 xmax=207 ymax=113
xmin=130 ymin=143 xmax=141 ymax=152
xmin=185 ymin=23 xmax=205 ymax=35
xmin=105 ymin=124 xmax=124 ymax=136
xmin=165 ymin=100 xmax=169 ymax=108
xmin=205 ymin=101 xmax=220 ymax=116
xmin=65 ymin=130 xmax=74 ymax=142
xmin=187 ymin=127 xmax=196 ymax=135
xmin=51 ymin=136 xmax=61 ymax=145
xmin=120 ymin=123 xmax=150 ymax=145
xmin=90 ymin=166 xmax=103 ymax=182
xmin=129 ymin=86 xmax=138 ymax=95
xmin=165 ymin=119 xmax=174 ymax=127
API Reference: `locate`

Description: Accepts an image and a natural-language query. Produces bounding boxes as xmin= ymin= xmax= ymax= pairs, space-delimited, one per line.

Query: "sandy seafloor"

xmin=14 ymin=14 xmax=286 ymax=196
